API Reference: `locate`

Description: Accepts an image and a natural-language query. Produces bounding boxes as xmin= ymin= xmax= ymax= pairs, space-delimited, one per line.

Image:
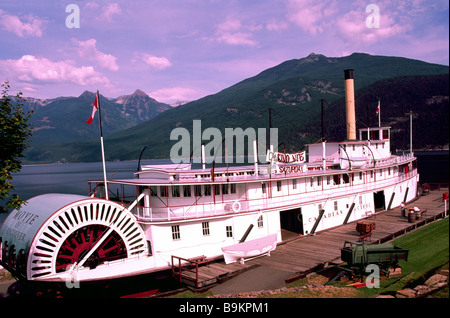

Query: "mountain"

xmin=111 ymin=89 xmax=171 ymax=122
xmin=23 ymin=53 xmax=449 ymax=163
xmin=22 ymin=90 xmax=170 ymax=149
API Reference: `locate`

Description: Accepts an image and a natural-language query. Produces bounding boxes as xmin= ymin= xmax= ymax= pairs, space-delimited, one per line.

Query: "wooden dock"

xmin=249 ymin=189 xmax=449 ymax=279
xmin=177 ymin=189 xmax=448 ymax=288
xmin=172 ymin=258 xmax=257 ymax=289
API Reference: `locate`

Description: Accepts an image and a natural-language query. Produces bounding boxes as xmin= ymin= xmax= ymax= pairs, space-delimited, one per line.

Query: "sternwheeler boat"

xmin=0 ymin=70 xmax=419 ymax=285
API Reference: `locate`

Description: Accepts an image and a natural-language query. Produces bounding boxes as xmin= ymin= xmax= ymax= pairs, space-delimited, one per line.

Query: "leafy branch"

xmin=1 ymin=82 xmax=34 ymax=213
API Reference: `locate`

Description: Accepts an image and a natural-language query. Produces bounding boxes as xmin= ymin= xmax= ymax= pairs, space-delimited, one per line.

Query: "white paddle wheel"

xmin=0 ymin=194 xmax=148 ymax=282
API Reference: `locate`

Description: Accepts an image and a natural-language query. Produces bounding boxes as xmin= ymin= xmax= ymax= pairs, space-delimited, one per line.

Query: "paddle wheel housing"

xmin=0 ymin=194 xmax=148 ymax=282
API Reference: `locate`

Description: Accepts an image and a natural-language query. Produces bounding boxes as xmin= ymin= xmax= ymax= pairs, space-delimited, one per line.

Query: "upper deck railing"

xmin=127 ymin=168 xmax=418 ymax=222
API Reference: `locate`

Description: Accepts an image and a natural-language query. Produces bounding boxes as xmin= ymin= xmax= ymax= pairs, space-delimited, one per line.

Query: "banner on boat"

xmin=266 ymin=150 xmax=306 ymax=164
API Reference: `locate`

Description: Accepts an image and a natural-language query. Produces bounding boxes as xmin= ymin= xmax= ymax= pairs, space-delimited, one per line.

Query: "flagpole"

xmin=96 ymin=90 xmax=109 ymax=200
xmin=378 ymin=99 xmax=381 ymax=127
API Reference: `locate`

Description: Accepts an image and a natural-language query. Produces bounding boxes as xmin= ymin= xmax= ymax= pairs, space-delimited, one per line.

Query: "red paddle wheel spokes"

xmin=55 ymin=224 xmax=127 ymax=273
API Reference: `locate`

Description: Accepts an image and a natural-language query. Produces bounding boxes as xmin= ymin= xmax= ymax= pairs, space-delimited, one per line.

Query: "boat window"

xmin=257 ymin=215 xmax=264 ymax=228
xmin=230 ymin=183 xmax=236 ymax=194
xmin=222 ymin=184 xmax=229 ymax=195
xmin=226 ymin=226 xmax=233 ymax=238
xmin=194 ymin=185 xmax=202 ymax=197
xmin=202 ymin=222 xmax=210 ymax=236
xmin=160 ymin=186 xmax=168 ymax=197
xmin=172 ymin=186 xmax=180 ymax=197
xmin=327 ymin=176 xmax=331 ymax=185
xmin=262 ymin=183 xmax=266 ymax=194
xmin=370 ymin=130 xmax=378 ymax=140
xmin=333 ymin=174 xmax=340 ymax=185
xmin=362 ymin=131 xmax=368 ymax=140
xmin=277 ymin=181 xmax=282 ymax=191
xmin=317 ymin=176 xmax=322 ymax=186
xmin=292 ymin=179 xmax=297 ymax=190
xmin=172 ymin=225 xmax=180 ymax=240
xmin=204 ymin=185 xmax=211 ymax=196
xmin=150 ymin=186 xmax=157 ymax=196
xmin=215 ymin=185 xmax=220 ymax=195
xmin=183 ymin=185 xmax=191 ymax=197
xmin=342 ymin=174 xmax=349 ymax=184
xmin=147 ymin=241 xmax=152 ymax=256
xmin=334 ymin=201 xmax=338 ymax=211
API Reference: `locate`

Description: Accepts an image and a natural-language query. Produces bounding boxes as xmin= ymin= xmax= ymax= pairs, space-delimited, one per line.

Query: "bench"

xmin=365 ymin=211 xmax=375 ymax=218
xmin=188 ymin=255 xmax=207 ymax=263
xmin=422 ymin=183 xmax=430 ymax=195
xmin=358 ymin=232 xmax=372 ymax=242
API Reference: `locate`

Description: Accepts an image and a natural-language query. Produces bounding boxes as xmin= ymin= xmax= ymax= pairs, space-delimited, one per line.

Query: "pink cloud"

xmin=266 ymin=19 xmax=289 ymax=32
xmin=286 ymin=0 xmax=338 ymax=35
xmin=214 ymin=18 xmax=259 ymax=46
xmin=335 ymin=7 xmax=409 ymax=47
xmin=216 ymin=32 xmax=258 ymax=46
xmin=139 ymin=53 xmax=172 ymax=70
xmin=0 ymin=9 xmax=46 ymax=37
xmin=0 ymin=55 xmax=110 ymax=86
xmin=101 ymin=3 xmax=122 ymax=21
xmin=73 ymin=38 xmax=119 ymax=71
xmin=149 ymin=87 xmax=204 ymax=104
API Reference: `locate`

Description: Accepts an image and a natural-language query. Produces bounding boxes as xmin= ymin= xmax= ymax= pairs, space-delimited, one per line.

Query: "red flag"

xmin=86 ymin=94 xmax=98 ymax=124
xmin=375 ymin=103 xmax=380 ymax=117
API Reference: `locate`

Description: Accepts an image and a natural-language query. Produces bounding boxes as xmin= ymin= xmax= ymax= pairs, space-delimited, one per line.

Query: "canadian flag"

xmin=375 ymin=103 xmax=380 ymax=117
xmin=86 ymin=94 xmax=98 ymax=124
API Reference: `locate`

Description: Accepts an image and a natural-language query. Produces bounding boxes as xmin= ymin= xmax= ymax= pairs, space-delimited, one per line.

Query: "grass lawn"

xmin=365 ymin=217 xmax=449 ymax=297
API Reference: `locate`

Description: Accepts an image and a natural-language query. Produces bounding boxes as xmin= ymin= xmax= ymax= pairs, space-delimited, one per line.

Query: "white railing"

xmin=131 ymin=168 xmax=417 ymax=222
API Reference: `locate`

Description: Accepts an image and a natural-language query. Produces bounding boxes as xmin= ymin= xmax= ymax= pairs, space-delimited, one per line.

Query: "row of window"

xmin=145 ymin=168 xmax=397 ymax=199
xmin=149 ymin=183 xmax=237 ymax=198
xmin=265 ymin=168 xmax=396 ymax=193
xmin=317 ymin=195 xmax=365 ymax=212
xmin=171 ymin=217 xmax=264 ymax=240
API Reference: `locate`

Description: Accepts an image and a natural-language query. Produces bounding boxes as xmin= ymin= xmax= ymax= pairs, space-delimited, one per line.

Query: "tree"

xmin=1 ymin=82 xmax=34 ymax=214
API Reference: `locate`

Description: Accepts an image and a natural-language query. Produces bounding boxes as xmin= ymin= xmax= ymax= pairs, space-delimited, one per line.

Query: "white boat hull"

xmin=221 ymin=234 xmax=278 ymax=264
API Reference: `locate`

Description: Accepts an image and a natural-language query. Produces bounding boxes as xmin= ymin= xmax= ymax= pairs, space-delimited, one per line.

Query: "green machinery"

xmin=326 ymin=241 xmax=409 ymax=285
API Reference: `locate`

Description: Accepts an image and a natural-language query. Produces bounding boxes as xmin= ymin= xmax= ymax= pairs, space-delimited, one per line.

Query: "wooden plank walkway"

xmin=175 ymin=261 xmax=257 ymax=288
xmin=180 ymin=189 xmax=448 ymax=288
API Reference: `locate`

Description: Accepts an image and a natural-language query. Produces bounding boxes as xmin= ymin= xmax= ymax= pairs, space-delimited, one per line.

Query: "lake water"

xmin=0 ymin=160 xmax=169 ymax=224
xmin=1 ymin=151 xmax=448 ymax=225
xmin=10 ymin=160 xmax=173 ymax=200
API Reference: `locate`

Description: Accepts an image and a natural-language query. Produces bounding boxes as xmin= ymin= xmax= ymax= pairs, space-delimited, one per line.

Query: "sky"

xmin=0 ymin=0 xmax=448 ymax=104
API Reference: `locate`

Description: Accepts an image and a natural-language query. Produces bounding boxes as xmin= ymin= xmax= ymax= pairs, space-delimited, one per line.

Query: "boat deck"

xmin=185 ymin=188 xmax=448 ymax=288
